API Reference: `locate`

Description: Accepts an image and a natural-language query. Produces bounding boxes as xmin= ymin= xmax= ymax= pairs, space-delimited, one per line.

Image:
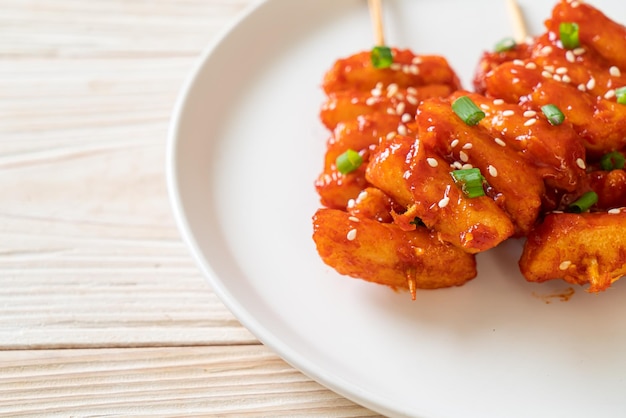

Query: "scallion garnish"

xmin=541 ymin=104 xmax=565 ymax=125
xmin=451 ymin=96 xmax=486 ymax=126
xmin=494 ymin=37 xmax=516 ymax=53
xmin=450 ymin=168 xmax=486 ymax=198
xmin=559 ymin=22 xmax=580 ymax=49
xmin=616 ymin=87 xmax=626 ymax=105
xmin=566 ymin=191 xmax=598 ymax=213
xmin=370 ymin=46 xmax=393 ymax=69
xmin=600 ymin=151 xmax=625 ymax=171
xmin=336 ymin=149 xmax=363 ymax=174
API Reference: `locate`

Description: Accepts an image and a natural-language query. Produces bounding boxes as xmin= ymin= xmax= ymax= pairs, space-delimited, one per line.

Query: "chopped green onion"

xmin=541 ymin=104 xmax=565 ymax=125
xmin=566 ymin=191 xmax=598 ymax=213
xmin=450 ymin=168 xmax=486 ymax=198
xmin=451 ymin=96 xmax=486 ymax=126
xmin=559 ymin=22 xmax=580 ymax=49
xmin=600 ymin=151 xmax=625 ymax=171
xmin=370 ymin=46 xmax=393 ymax=69
xmin=616 ymin=87 xmax=626 ymax=105
xmin=335 ymin=149 xmax=363 ymax=174
xmin=494 ymin=37 xmax=516 ymax=53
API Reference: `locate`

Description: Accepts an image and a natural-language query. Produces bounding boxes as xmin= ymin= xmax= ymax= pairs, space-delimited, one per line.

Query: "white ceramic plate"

xmin=167 ymin=1 xmax=626 ymax=417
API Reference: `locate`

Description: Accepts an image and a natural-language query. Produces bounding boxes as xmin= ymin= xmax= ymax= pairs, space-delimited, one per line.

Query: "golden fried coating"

xmin=320 ymin=85 xmax=450 ymax=131
xmin=476 ymin=0 xmax=626 ymax=157
xmin=322 ymin=49 xmax=461 ymax=95
xmin=548 ymin=0 xmax=626 ymax=70
xmin=450 ymin=91 xmax=586 ymax=192
xmin=315 ymin=113 xmax=403 ymax=209
xmin=346 ymin=187 xmax=401 ymax=224
xmin=417 ymin=95 xmax=546 ymax=235
xmin=587 ymin=169 xmax=626 ymax=210
xmin=520 ymin=210 xmax=626 ymax=292
xmin=483 ymin=61 xmax=626 ymax=157
xmin=312 ymin=208 xmax=477 ymax=294
xmin=366 ymin=134 xmax=515 ymax=253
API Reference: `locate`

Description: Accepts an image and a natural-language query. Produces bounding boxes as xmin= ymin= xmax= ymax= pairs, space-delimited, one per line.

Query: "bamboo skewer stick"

xmin=506 ymin=0 xmax=529 ymax=43
xmin=368 ymin=0 xmax=386 ymax=46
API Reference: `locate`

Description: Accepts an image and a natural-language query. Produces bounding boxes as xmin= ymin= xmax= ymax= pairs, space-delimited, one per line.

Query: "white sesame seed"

xmin=406 ymin=95 xmax=418 ymax=105
xmin=488 ymin=165 xmax=498 ymax=177
xmin=493 ymin=99 xmax=504 ymax=105
xmin=387 ymin=83 xmax=399 ymax=97
xmin=586 ymin=78 xmax=596 ymax=90
xmin=540 ymin=46 xmax=553 ymax=55
xmin=438 ymin=197 xmax=450 ymax=208
xmin=356 ymin=190 xmax=368 ymax=202
xmin=365 ymin=97 xmax=377 ymax=106
xmin=347 ymin=199 xmax=355 ymax=208
xmin=463 ymin=143 xmax=473 ymax=150
xmin=610 ymin=66 xmax=621 ymax=77
xmin=390 ymin=63 xmax=402 ymax=71
xmin=409 ymin=65 xmax=420 ymax=75
xmin=608 ymin=208 xmax=622 ymax=214
xmin=386 ymin=107 xmax=396 ymax=115
xmin=348 ymin=216 xmax=360 ymax=222
xmin=407 ymin=87 xmax=418 ymax=95
xmin=412 ymin=56 xmax=423 ymax=65
xmin=513 ymin=59 xmax=525 ymax=66
xmin=556 ymin=67 xmax=568 ymax=75
xmin=559 ymin=260 xmax=572 ymax=270
xmin=512 ymin=78 xmax=520 ymax=84
xmin=502 ymin=110 xmax=515 ymax=117
xmin=397 ymin=124 xmax=408 ymax=135
xmin=577 ymin=83 xmax=587 ymax=92
xmin=525 ymin=62 xmax=537 ymax=70
xmin=402 ymin=64 xmax=411 ymax=74
xmin=562 ymin=75 xmax=572 ymax=83
xmin=542 ymin=71 xmax=553 ymax=79
xmin=350 ymin=97 xmax=359 ymax=104
xmin=544 ymin=65 xmax=555 ymax=73
xmin=553 ymin=74 xmax=562 ymax=82
xmin=346 ymin=228 xmax=357 ymax=241
xmin=566 ymin=50 xmax=576 ymax=63
xmin=396 ymin=102 xmax=406 ymax=115
xmin=394 ymin=92 xmax=405 ymax=101
xmin=480 ymin=104 xmax=490 ymax=110
xmin=495 ymin=138 xmax=507 ymax=147
xmin=426 ymin=157 xmax=438 ymax=167
xmin=386 ymin=131 xmax=396 ymax=140
xmin=401 ymin=113 xmax=412 ymax=123
xmin=576 ymin=158 xmax=586 ymax=169
xmin=453 ymin=161 xmax=463 ymax=169
xmin=459 ymin=151 xmax=469 ymax=162
xmin=523 ymin=110 xmax=537 ymax=117
xmin=604 ymin=89 xmax=616 ymax=100
xmin=524 ymin=118 xmax=537 ymax=126
xmin=573 ymin=47 xmax=586 ymax=56
xmin=451 ymin=139 xmax=460 ymax=148
xmin=371 ymin=88 xmax=382 ymax=97
xmin=461 ymin=163 xmax=474 ymax=170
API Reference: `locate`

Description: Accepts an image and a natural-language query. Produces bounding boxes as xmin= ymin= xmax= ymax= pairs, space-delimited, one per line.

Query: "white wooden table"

xmin=0 ymin=1 xmax=380 ymax=415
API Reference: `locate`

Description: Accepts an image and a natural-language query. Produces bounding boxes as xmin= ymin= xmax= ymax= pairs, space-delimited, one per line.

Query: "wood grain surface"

xmin=0 ymin=1 xmax=380 ymax=415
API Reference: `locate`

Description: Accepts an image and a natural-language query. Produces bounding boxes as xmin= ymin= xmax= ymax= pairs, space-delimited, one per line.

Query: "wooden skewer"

xmin=506 ymin=0 xmax=529 ymax=43
xmin=368 ymin=0 xmax=386 ymax=46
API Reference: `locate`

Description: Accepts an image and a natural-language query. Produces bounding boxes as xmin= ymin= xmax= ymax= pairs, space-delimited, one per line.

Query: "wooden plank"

xmin=0 ymin=346 xmax=380 ymax=417
xmin=0 ymin=0 xmax=257 ymax=347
